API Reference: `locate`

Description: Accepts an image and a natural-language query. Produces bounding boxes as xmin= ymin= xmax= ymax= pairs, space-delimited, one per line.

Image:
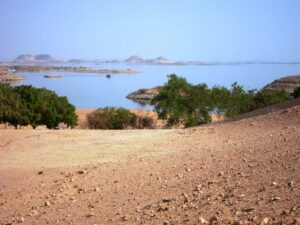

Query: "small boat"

xmin=44 ymin=75 xmax=64 ymax=78
xmin=106 ymin=74 xmax=111 ymax=78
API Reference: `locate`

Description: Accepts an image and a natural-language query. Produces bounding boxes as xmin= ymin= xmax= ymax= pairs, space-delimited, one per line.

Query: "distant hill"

xmin=67 ymin=59 xmax=86 ymax=64
xmin=124 ymin=56 xmax=144 ymax=64
xmin=145 ymin=56 xmax=174 ymax=65
xmin=15 ymin=54 xmax=56 ymax=62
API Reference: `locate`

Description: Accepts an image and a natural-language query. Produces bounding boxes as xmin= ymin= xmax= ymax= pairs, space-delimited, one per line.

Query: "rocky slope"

xmin=0 ymin=100 xmax=299 ymax=225
xmin=264 ymin=75 xmax=300 ymax=94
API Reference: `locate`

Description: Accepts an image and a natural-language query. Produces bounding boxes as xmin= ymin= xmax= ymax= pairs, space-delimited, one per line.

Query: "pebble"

xmin=44 ymin=201 xmax=51 ymax=206
xmin=260 ymin=217 xmax=269 ymax=225
xmin=198 ymin=217 xmax=208 ymax=224
xmin=77 ymin=170 xmax=87 ymax=175
xmin=86 ymin=212 xmax=94 ymax=217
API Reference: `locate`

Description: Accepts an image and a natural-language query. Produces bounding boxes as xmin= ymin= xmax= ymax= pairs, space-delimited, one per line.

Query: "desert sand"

xmin=0 ymin=101 xmax=299 ymax=225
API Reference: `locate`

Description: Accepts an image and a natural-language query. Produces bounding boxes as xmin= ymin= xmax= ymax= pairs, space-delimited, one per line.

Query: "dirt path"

xmin=0 ymin=105 xmax=299 ymax=225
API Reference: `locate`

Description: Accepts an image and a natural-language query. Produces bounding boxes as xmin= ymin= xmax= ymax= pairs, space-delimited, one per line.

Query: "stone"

xmin=38 ymin=171 xmax=44 ymax=175
xmin=198 ymin=217 xmax=208 ymax=224
xmin=44 ymin=201 xmax=51 ymax=207
xmin=77 ymin=170 xmax=87 ymax=175
xmin=260 ymin=217 xmax=269 ymax=225
xmin=86 ymin=213 xmax=94 ymax=217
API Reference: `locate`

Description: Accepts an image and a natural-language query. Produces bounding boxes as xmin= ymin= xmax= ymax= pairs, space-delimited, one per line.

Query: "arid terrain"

xmin=0 ymin=101 xmax=299 ymax=225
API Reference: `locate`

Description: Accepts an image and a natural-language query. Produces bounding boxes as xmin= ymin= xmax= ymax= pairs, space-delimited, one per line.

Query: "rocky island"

xmin=10 ymin=65 xmax=141 ymax=74
xmin=0 ymin=66 xmax=23 ymax=83
xmin=126 ymin=87 xmax=160 ymax=104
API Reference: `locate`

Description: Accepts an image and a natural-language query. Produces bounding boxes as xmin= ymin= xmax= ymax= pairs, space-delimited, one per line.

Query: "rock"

xmin=260 ymin=217 xmax=269 ymax=225
xmin=271 ymin=196 xmax=281 ymax=201
xmin=163 ymin=221 xmax=170 ymax=225
xmin=44 ymin=201 xmax=51 ymax=207
xmin=185 ymin=168 xmax=191 ymax=172
xmin=121 ymin=215 xmax=130 ymax=221
xmin=77 ymin=170 xmax=87 ymax=175
xmin=86 ymin=213 xmax=94 ymax=217
xmin=38 ymin=171 xmax=44 ymax=175
xmin=209 ymin=215 xmax=218 ymax=223
xmin=126 ymin=87 xmax=160 ymax=103
xmin=295 ymin=218 xmax=300 ymax=225
xmin=198 ymin=217 xmax=208 ymax=224
xmin=272 ymin=181 xmax=278 ymax=186
xmin=17 ymin=217 xmax=25 ymax=223
xmin=31 ymin=210 xmax=39 ymax=216
xmin=218 ymin=171 xmax=224 ymax=176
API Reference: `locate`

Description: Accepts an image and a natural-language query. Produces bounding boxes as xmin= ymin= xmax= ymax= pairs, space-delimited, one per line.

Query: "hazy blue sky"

xmin=0 ymin=0 xmax=300 ymax=61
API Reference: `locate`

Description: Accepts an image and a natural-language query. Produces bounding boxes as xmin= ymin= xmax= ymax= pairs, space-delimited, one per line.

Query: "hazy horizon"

xmin=1 ymin=0 xmax=300 ymax=61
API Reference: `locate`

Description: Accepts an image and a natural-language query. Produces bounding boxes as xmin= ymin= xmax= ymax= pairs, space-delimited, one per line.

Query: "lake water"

xmin=14 ymin=63 xmax=300 ymax=109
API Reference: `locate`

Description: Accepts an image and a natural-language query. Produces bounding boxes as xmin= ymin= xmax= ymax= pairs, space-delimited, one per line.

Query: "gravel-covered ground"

xmin=0 ymin=102 xmax=299 ymax=225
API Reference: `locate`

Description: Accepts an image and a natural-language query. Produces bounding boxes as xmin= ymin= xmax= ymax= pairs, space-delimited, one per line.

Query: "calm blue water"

xmin=14 ymin=63 xmax=300 ymax=109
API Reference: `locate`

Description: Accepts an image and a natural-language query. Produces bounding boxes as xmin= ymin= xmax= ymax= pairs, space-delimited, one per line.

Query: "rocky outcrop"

xmin=0 ymin=66 xmax=23 ymax=83
xmin=264 ymin=75 xmax=300 ymax=94
xmin=126 ymin=87 xmax=160 ymax=102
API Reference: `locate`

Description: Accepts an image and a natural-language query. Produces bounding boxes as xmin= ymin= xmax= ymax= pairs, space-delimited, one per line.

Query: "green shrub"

xmin=253 ymin=89 xmax=290 ymax=109
xmin=0 ymin=84 xmax=77 ymax=129
xmin=87 ymin=107 xmax=136 ymax=129
xmin=292 ymin=86 xmax=300 ymax=98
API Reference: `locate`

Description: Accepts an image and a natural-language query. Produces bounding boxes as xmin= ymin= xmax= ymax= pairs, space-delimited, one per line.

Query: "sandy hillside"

xmin=0 ymin=102 xmax=299 ymax=225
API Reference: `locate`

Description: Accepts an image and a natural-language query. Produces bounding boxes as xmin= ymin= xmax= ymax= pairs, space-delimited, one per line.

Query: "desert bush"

xmin=135 ymin=115 xmax=154 ymax=129
xmin=87 ymin=107 xmax=137 ymax=129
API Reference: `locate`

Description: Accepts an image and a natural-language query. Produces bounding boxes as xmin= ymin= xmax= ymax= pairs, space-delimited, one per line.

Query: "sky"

xmin=0 ymin=0 xmax=300 ymax=61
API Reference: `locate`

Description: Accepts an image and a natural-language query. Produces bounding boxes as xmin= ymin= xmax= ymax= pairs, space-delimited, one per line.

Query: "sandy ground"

xmin=0 ymin=103 xmax=299 ymax=224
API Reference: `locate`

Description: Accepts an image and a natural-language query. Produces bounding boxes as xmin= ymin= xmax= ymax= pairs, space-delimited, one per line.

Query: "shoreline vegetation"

xmin=126 ymin=75 xmax=300 ymax=104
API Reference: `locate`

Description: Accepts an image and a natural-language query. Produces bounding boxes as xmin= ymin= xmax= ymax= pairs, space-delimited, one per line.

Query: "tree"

xmin=225 ymin=83 xmax=256 ymax=117
xmin=151 ymin=74 xmax=211 ymax=127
